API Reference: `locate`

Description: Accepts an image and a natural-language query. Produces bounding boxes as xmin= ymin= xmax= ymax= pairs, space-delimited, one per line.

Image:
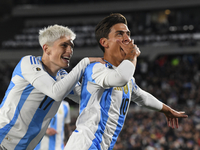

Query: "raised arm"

xmin=93 ymin=40 xmax=140 ymax=88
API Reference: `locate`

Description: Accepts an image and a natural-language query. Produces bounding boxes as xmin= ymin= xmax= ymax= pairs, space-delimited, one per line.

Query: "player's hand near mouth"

xmin=117 ymin=39 xmax=140 ymax=67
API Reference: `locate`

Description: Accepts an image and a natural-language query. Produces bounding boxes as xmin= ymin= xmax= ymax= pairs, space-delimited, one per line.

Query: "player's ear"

xmin=43 ymin=44 xmax=51 ymax=55
xmin=99 ymin=38 xmax=108 ymax=48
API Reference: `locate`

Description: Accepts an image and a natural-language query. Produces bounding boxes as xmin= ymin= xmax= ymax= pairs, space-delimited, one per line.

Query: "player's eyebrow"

xmin=62 ymin=41 xmax=74 ymax=48
xmin=116 ymin=30 xmax=131 ymax=35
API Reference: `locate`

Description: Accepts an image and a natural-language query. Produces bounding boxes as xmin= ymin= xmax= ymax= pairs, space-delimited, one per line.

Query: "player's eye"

xmin=117 ymin=32 xmax=123 ymax=36
xmin=62 ymin=43 xmax=68 ymax=47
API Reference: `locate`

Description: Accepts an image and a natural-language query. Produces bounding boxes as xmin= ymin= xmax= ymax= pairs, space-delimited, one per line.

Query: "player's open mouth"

xmin=61 ymin=56 xmax=70 ymax=61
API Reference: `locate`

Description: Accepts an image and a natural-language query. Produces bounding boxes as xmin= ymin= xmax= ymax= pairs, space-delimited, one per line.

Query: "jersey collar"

xmin=104 ymin=60 xmax=113 ymax=68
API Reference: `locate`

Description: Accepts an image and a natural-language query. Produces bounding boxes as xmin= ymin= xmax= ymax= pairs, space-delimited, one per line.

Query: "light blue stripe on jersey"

xmin=16 ymin=96 xmax=54 ymax=150
xmin=49 ymin=115 xmax=57 ymax=149
xmin=89 ymin=88 xmax=113 ymax=150
xmin=0 ymin=84 xmax=34 ymax=143
xmin=81 ymin=62 xmax=113 ymax=149
xmin=109 ymin=85 xmax=130 ymax=150
xmin=80 ymin=63 xmax=96 ymax=114
xmin=131 ymin=79 xmax=138 ymax=91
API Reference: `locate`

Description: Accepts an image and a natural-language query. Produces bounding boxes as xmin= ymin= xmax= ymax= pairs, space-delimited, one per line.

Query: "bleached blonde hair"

xmin=39 ymin=24 xmax=76 ymax=47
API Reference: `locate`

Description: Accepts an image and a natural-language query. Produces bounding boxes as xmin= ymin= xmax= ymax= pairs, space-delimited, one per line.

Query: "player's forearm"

xmin=33 ymin=57 xmax=90 ymax=101
xmin=132 ymin=87 xmax=163 ymax=111
xmin=105 ymin=60 xmax=135 ymax=87
xmin=124 ymin=42 xmax=140 ymax=67
xmin=125 ymin=56 xmax=137 ymax=67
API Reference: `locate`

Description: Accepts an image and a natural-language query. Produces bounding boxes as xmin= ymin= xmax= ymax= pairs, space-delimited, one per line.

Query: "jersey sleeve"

xmin=91 ymin=60 xmax=135 ymax=89
xmin=21 ymin=55 xmax=90 ymax=101
xmin=20 ymin=55 xmax=47 ymax=83
xmin=130 ymin=79 xmax=163 ymax=111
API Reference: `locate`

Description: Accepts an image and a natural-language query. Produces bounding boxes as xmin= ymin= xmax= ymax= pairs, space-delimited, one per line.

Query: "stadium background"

xmin=0 ymin=0 xmax=200 ymax=149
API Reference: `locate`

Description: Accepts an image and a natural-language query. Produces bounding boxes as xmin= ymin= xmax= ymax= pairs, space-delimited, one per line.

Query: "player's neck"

xmin=41 ymin=58 xmax=59 ymax=77
xmin=104 ymin=55 xmax=120 ymax=67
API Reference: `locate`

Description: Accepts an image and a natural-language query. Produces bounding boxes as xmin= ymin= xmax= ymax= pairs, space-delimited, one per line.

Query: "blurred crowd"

xmin=117 ymin=53 xmax=200 ymax=150
xmin=113 ymin=108 xmax=200 ymax=150
xmin=136 ymin=53 xmax=200 ymax=106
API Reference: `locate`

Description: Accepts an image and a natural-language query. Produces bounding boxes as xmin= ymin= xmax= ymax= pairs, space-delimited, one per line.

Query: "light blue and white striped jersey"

xmin=34 ymin=101 xmax=70 ymax=150
xmin=65 ymin=60 xmax=163 ymax=150
xmin=0 ymin=55 xmax=89 ymax=150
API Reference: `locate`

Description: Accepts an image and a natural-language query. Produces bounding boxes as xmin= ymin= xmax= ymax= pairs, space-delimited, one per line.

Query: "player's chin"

xmin=60 ymin=62 xmax=69 ymax=69
xmin=61 ymin=59 xmax=70 ymax=67
xmin=63 ymin=64 xmax=70 ymax=69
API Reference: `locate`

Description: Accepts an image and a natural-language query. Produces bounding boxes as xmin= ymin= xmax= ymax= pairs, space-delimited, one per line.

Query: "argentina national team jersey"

xmin=0 ymin=55 xmax=87 ymax=150
xmin=65 ymin=60 xmax=136 ymax=150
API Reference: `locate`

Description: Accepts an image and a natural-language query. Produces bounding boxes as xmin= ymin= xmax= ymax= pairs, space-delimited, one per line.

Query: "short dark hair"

xmin=95 ymin=13 xmax=127 ymax=52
